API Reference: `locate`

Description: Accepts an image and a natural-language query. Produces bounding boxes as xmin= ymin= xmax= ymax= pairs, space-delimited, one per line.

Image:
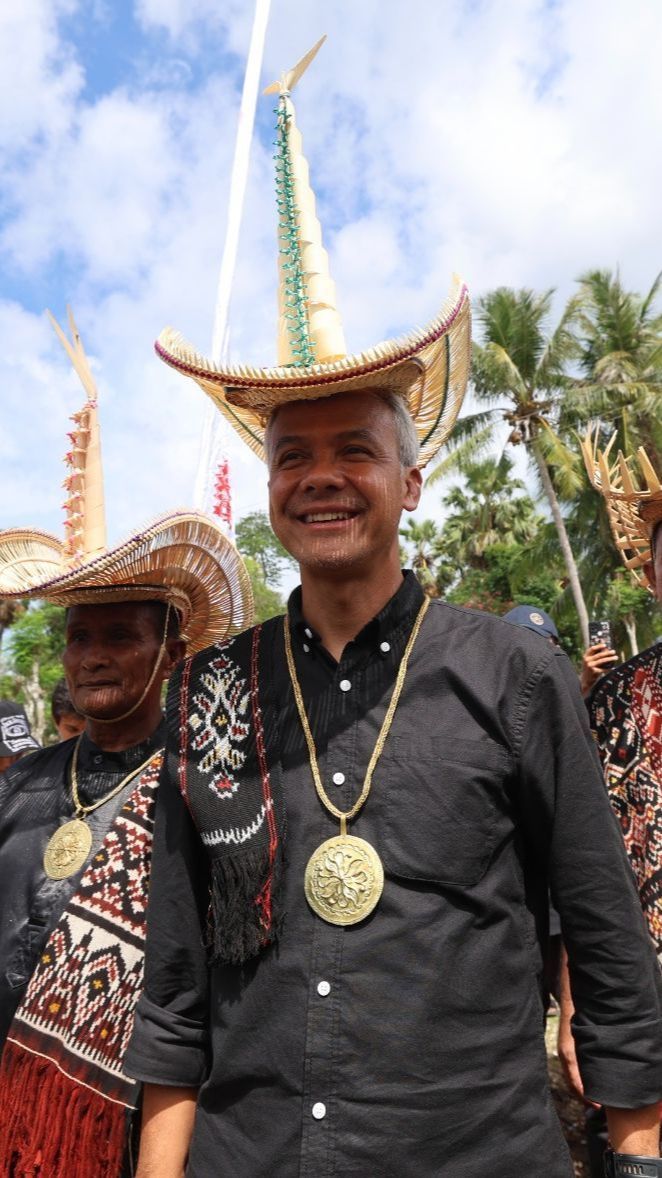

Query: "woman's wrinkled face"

xmin=267 ymin=391 xmax=421 ymax=576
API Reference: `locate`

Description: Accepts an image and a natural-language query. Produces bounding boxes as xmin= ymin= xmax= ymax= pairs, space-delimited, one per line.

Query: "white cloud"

xmin=0 ymin=0 xmax=82 ymax=156
xmin=0 ymin=0 xmax=660 ymax=558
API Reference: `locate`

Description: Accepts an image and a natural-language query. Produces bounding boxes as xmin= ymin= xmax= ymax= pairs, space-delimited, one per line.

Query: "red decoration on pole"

xmin=212 ymin=457 xmax=233 ymax=533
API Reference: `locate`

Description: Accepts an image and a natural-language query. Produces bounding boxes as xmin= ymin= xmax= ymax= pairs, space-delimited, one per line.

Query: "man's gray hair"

xmin=382 ymin=390 xmax=420 ymax=467
xmin=264 ymin=389 xmax=420 ymax=468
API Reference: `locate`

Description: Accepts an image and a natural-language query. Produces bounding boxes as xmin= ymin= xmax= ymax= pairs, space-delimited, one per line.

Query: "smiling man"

xmin=126 ymin=43 xmax=662 ymax=1178
xmin=0 ymin=311 xmax=252 ymax=1178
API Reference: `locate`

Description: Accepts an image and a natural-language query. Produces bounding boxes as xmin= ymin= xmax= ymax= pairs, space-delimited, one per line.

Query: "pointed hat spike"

xmin=263 ymin=35 xmax=327 ymax=96
xmin=265 ymin=36 xmax=346 ymax=367
xmin=47 ymin=307 xmax=98 ymax=404
xmin=618 ymin=451 xmax=636 ymax=497
xmin=637 ymin=446 xmax=661 ymax=494
xmin=48 ymin=309 xmax=107 ymax=562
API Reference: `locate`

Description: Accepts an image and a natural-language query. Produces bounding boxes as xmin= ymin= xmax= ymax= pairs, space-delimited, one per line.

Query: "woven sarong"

xmin=0 ymin=753 xmax=162 ymax=1177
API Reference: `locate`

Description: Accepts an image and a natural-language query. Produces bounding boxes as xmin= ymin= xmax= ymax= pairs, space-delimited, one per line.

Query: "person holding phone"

xmin=580 ymin=619 xmax=620 ymax=698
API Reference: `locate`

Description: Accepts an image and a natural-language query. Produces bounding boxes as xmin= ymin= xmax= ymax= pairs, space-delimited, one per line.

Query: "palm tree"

xmin=564 ymin=268 xmax=662 ymax=464
xmin=427 ymin=288 xmax=590 ymax=643
xmin=440 ymin=454 xmax=541 ymax=571
xmin=399 ymin=519 xmax=446 ymax=595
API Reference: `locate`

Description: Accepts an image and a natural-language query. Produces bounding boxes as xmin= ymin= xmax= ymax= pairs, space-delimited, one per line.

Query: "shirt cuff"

xmin=124 ymin=994 xmax=208 ymax=1088
xmin=575 ymin=1017 xmax=662 ymax=1108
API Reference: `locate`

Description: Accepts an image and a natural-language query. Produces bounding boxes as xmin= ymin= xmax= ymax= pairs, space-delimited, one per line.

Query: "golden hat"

xmin=155 ymin=36 xmax=471 ymax=468
xmin=580 ymin=424 xmax=662 ymax=587
xmin=0 ymin=310 xmax=253 ymax=652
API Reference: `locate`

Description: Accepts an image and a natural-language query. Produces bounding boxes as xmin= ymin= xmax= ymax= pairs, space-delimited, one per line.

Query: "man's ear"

xmin=163 ymin=638 xmax=187 ymax=678
xmin=403 ymin=466 xmax=422 ymax=512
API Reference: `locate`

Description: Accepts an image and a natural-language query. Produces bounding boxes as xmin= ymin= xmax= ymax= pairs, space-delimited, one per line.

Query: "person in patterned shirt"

xmin=559 ymin=438 xmax=662 ymax=1176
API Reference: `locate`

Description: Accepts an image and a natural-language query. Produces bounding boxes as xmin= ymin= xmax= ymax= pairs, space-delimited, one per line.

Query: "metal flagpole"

xmin=194 ymin=0 xmax=272 ymax=520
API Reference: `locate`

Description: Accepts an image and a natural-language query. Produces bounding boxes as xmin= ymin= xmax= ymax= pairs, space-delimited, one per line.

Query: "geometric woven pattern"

xmin=6 ymin=755 xmax=162 ymax=1106
xmin=590 ymin=646 xmax=662 ymax=960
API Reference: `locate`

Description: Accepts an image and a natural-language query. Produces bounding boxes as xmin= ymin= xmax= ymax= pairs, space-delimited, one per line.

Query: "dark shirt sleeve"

xmin=124 ymin=750 xmax=211 ymax=1087
xmin=518 ymin=650 xmax=662 ymax=1108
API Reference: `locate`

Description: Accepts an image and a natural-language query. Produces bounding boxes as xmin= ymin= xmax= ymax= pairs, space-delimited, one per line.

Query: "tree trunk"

xmin=22 ymin=662 xmax=46 ymax=744
xmin=529 ymin=441 xmax=590 ymax=647
xmin=622 ymin=613 xmax=639 ymax=657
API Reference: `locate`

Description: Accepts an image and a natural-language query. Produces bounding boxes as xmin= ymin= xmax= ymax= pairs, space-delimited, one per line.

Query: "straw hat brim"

xmin=0 ymin=513 xmax=253 ymax=654
xmin=156 ymin=278 xmax=471 ymax=469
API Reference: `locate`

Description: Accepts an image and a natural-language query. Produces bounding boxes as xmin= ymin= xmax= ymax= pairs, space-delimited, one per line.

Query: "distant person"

xmin=579 ymin=640 xmax=619 ymax=697
xmin=503 ymin=604 xmax=560 ymax=647
xmin=0 ymin=701 xmax=39 ymax=773
xmin=50 ymin=677 xmax=85 ymax=741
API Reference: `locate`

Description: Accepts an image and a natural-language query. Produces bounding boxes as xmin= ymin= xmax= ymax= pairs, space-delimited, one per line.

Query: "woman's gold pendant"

xmin=43 ymin=818 xmax=93 ymax=880
xmin=304 ymin=833 xmax=384 ymax=926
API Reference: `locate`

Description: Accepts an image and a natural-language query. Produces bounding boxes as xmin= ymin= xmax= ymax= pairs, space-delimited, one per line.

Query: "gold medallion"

xmin=304 ymin=834 xmax=384 ymax=926
xmin=43 ymin=818 xmax=93 ymax=880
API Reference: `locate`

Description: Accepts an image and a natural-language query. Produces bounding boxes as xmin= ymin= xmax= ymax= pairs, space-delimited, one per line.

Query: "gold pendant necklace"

xmin=284 ymin=595 xmax=429 ymax=926
xmin=43 ymin=737 xmax=159 ymax=880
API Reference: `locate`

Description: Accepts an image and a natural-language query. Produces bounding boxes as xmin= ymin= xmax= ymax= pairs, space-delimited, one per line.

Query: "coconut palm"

xmin=564 ymin=268 xmax=662 ymax=464
xmin=440 ymin=455 xmax=541 ymax=572
xmin=427 ymin=287 xmax=590 ymax=643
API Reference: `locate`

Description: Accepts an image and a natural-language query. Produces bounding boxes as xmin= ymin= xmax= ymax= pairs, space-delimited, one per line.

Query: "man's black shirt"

xmin=126 ymin=575 xmax=662 ymax=1177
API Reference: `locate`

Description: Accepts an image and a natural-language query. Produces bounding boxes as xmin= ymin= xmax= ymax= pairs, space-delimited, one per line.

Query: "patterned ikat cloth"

xmin=590 ymin=643 xmax=662 ymax=960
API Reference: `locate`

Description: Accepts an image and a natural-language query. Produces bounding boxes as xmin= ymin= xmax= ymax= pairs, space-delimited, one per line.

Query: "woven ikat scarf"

xmin=167 ymin=618 xmax=285 ymax=965
xmin=0 ymin=754 xmax=162 ymax=1178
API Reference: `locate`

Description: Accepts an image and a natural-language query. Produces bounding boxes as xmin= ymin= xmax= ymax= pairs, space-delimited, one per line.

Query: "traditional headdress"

xmin=581 ymin=424 xmax=662 ymax=587
xmin=155 ymin=36 xmax=471 ymax=467
xmin=0 ymin=309 xmax=253 ymax=650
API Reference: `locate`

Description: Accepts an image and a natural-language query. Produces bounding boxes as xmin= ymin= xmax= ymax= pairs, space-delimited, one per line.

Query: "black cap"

xmin=0 ymin=701 xmax=40 ymax=757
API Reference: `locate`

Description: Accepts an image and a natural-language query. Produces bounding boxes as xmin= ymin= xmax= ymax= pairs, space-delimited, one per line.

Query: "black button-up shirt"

xmin=126 ymin=575 xmax=662 ymax=1177
xmin=0 ymin=721 xmax=165 ymax=1047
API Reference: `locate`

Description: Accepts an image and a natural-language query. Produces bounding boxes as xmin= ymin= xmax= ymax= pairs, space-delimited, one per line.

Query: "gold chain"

xmin=70 ymin=733 xmax=160 ymax=818
xmin=283 ymin=596 xmax=429 ymax=831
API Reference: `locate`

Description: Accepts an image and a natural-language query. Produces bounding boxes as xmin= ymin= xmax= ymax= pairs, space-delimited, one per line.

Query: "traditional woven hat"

xmin=580 ymin=424 xmax=662 ymax=587
xmin=155 ymin=36 xmax=471 ymax=468
xmin=0 ymin=310 xmax=253 ymax=652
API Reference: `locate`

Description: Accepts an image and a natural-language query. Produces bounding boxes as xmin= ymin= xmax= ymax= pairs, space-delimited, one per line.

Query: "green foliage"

xmin=235 ymin=511 xmax=296 ymax=586
xmin=5 ymin=603 xmax=66 ymax=692
xmin=243 ymin=557 xmax=285 ymax=624
xmin=0 ymin=602 xmax=68 ymax=742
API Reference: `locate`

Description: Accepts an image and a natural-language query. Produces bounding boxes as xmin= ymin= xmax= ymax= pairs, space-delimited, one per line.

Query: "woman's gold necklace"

xmin=43 ymin=735 xmax=159 ymax=880
xmin=284 ymin=596 xmax=429 ymax=926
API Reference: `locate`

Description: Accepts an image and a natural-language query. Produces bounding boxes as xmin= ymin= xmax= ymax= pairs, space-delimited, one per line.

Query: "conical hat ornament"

xmin=0 ymin=310 xmax=253 ymax=652
xmin=581 ymin=424 xmax=662 ymax=588
xmin=155 ymin=36 xmax=471 ymax=468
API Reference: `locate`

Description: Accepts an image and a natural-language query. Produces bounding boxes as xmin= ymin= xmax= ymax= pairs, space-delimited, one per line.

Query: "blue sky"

xmin=1 ymin=0 xmax=660 ymax=557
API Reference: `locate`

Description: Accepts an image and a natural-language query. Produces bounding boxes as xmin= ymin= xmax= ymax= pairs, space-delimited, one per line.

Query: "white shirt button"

xmin=317 ymin=980 xmax=331 ymax=996
xmin=312 ymin=1102 xmax=326 ymax=1120
xmin=380 ymin=641 xmax=391 ymax=653
xmin=304 ymin=627 xmax=313 ymax=639
xmin=303 ymin=643 xmax=310 ymax=653
xmin=339 ymin=679 xmax=351 ymax=692
xmin=332 ymin=771 xmax=345 ymax=786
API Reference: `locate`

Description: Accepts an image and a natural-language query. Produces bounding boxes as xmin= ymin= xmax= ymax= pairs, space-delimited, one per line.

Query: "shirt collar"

xmin=77 ymin=716 xmax=166 ymax=774
xmin=287 ymin=570 xmax=425 ymax=659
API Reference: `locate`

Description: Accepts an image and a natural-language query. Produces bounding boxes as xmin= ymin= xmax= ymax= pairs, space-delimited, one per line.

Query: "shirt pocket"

xmin=380 ymin=735 xmax=511 ymax=886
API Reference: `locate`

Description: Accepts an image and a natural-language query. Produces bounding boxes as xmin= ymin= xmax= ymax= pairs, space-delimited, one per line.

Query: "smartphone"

xmin=588 ymin=619 xmax=613 ymax=649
